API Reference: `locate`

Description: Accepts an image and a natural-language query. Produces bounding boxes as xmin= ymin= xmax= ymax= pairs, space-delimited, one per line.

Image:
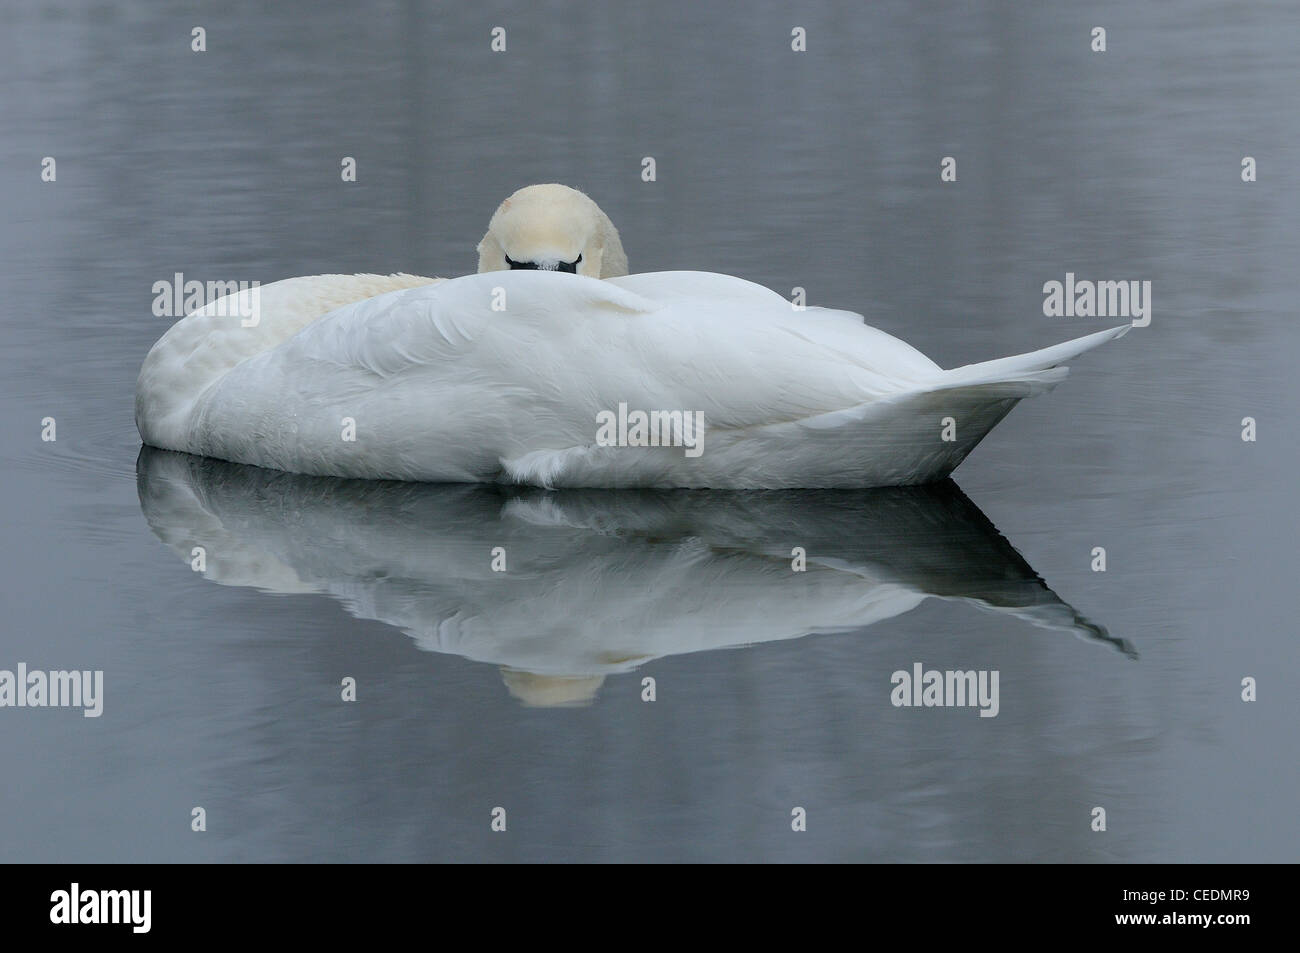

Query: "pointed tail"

xmin=936 ymin=324 xmax=1131 ymax=394
xmin=868 ymin=324 xmax=1132 ymax=483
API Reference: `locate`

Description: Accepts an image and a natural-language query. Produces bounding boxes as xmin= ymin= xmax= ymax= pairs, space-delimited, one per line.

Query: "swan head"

xmin=477 ymin=184 xmax=628 ymax=279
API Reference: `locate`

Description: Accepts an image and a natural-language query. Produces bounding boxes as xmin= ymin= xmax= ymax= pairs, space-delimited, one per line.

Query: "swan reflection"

xmin=137 ymin=447 xmax=1134 ymax=706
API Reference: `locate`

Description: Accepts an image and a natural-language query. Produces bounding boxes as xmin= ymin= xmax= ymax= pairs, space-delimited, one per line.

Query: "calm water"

xmin=1 ymin=0 xmax=1297 ymax=862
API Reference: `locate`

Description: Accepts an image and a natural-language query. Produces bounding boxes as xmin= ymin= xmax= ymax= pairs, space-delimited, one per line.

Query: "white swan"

xmin=136 ymin=183 xmax=1128 ymax=489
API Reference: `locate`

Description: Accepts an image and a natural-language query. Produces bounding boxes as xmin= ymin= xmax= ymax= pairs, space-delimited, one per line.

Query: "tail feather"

xmin=852 ymin=323 xmax=1132 ymax=483
xmin=940 ymin=324 xmax=1131 ymax=388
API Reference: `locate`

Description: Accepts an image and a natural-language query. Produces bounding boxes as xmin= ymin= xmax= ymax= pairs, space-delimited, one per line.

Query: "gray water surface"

xmin=1 ymin=0 xmax=1297 ymax=862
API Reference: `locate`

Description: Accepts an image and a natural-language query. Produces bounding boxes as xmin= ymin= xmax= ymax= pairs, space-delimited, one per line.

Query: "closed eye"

xmin=506 ymin=254 xmax=582 ymax=273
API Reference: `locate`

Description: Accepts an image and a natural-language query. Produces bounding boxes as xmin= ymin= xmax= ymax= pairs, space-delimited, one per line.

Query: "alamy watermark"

xmin=152 ymin=272 xmax=261 ymax=326
xmin=1043 ymin=272 xmax=1151 ymax=326
xmin=595 ymin=402 xmax=705 ymax=457
xmin=0 ymin=663 xmax=103 ymax=717
xmin=50 ymin=884 xmax=150 ymax=933
xmin=890 ymin=663 xmax=999 ymax=718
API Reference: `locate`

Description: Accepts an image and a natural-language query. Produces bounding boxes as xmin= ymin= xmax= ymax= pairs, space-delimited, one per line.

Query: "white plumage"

xmin=136 ymin=267 xmax=1127 ymax=489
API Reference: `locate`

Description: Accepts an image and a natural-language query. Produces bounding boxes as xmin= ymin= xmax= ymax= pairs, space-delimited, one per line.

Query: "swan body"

xmin=136 ymin=268 xmax=1127 ymax=488
xmin=135 ymin=182 xmax=1126 ymax=488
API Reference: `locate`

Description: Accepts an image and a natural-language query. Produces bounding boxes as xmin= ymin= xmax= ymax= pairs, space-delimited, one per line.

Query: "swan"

xmin=137 ymin=448 xmax=1133 ymax=706
xmin=136 ymin=184 xmax=1129 ymax=488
